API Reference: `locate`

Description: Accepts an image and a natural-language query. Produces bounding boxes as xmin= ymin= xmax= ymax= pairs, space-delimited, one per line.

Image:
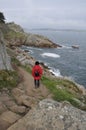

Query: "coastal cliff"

xmin=0 ymin=22 xmax=86 ymax=130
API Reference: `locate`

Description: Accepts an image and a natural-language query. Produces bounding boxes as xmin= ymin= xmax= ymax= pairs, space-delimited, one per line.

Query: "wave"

xmin=40 ymin=61 xmax=61 ymax=77
xmin=49 ymin=68 xmax=61 ymax=77
xmin=62 ymin=45 xmax=71 ymax=49
xmin=28 ymin=50 xmax=33 ymax=54
xmin=41 ymin=53 xmax=60 ymax=58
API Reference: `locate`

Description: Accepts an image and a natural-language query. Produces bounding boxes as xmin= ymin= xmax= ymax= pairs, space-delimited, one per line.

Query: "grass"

xmin=0 ymin=70 xmax=19 ymax=90
xmin=11 ymin=57 xmax=21 ymax=66
xmin=0 ymin=57 xmax=22 ymax=90
xmin=41 ymin=76 xmax=85 ymax=109
xmin=5 ymin=30 xmax=25 ymax=39
xmin=22 ymin=64 xmax=32 ymax=74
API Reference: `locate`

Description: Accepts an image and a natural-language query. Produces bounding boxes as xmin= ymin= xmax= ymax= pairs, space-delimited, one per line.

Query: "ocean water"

xmin=23 ymin=29 xmax=86 ymax=88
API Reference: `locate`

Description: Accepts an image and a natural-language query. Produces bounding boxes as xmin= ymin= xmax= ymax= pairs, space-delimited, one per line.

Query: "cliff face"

xmin=0 ymin=29 xmax=12 ymax=70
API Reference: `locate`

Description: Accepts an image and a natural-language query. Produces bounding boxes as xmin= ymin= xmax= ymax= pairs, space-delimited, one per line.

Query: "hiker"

xmin=32 ymin=61 xmax=43 ymax=88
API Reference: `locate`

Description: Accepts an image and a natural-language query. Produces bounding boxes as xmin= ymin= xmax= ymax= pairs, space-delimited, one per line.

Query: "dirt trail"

xmin=17 ymin=67 xmax=52 ymax=106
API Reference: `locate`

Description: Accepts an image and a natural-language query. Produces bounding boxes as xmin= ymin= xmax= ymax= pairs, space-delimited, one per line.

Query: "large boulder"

xmin=7 ymin=99 xmax=86 ymax=130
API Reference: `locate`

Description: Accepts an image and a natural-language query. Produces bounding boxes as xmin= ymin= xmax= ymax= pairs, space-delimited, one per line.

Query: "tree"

xmin=0 ymin=12 xmax=5 ymax=23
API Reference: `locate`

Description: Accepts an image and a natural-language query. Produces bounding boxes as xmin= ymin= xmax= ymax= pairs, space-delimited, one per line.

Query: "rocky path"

xmin=16 ymin=67 xmax=52 ymax=104
xmin=0 ymin=67 xmax=51 ymax=130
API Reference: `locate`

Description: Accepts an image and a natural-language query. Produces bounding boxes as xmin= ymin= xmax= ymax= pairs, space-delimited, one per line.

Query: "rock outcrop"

xmin=7 ymin=22 xmax=24 ymax=33
xmin=6 ymin=22 xmax=61 ymax=48
xmin=7 ymin=99 xmax=86 ymax=130
xmin=24 ymin=33 xmax=60 ymax=48
xmin=0 ymin=30 xmax=12 ymax=70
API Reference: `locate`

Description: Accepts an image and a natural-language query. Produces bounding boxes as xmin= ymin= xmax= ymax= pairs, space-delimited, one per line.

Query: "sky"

xmin=0 ymin=0 xmax=86 ymax=29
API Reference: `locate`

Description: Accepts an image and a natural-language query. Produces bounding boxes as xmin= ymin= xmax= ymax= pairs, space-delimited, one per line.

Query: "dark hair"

xmin=35 ymin=61 xmax=39 ymax=65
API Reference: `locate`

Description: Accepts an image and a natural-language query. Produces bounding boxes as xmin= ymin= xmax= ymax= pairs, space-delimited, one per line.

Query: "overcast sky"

xmin=0 ymin=0 xmax=86 ymax=29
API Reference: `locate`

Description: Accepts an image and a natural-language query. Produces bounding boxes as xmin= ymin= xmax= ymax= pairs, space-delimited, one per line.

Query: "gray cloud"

xmin=0 ymin=0 xmax=86 ymax=29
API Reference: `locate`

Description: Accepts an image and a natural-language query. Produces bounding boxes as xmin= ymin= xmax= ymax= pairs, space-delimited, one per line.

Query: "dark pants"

xmin=34 ymin=79 xmax=40 ymax=88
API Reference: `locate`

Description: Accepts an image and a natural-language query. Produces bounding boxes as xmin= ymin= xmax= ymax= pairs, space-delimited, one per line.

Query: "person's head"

xmin=35 ymin=61 xmax=39 ymax=65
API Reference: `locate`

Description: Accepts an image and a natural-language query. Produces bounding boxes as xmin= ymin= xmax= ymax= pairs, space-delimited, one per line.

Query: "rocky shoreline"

xmin=6 ymin=46 xmax=86 ymax=130
xmin=0 ymin=22 xmax=86 ymax=130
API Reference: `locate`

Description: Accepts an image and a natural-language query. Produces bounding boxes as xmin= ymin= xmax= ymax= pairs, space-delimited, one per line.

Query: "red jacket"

xmin=32 ymin=65 xmax=43 ymax=80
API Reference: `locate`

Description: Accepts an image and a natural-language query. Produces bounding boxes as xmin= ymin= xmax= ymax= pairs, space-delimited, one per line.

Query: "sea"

xmin=22 ymin=29 xmax=86 ymax=88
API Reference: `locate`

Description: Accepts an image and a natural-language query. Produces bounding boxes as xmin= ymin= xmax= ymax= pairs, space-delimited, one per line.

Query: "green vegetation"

xmin=0 ymin=57 xmax=21 ymax=90
xmin=11 ymin=57 xmax=21 ymax=66
xmin=22 ymin=64 xmax=32 ymax=74
xmin=22 ymin=64 xmax=86 ymax=110
xmin=41 ymin=76 xmax=85 ymax=109
xmin=5 ymin=30 xmax=25 ymax=40
xmin=0 ymin=70 xmax=19 ymax=90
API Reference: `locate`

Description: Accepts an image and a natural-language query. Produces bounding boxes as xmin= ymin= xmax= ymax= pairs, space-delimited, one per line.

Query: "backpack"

xmin=34 ymin=70 xmax=40 ymax=77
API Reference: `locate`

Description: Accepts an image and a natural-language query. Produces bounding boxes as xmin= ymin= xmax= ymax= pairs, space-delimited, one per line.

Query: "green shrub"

xmin=23 ymin=64 xmax=32 ymax=74
xmin=11 ymin=57 xmax=21 ymax=66
xmin=0 ymin=70 xmax=19 ymax=90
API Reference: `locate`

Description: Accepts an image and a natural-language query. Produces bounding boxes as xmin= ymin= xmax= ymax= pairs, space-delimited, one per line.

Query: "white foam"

xmin=27 ymin=46 xmax=43 ymax=51
xmin=41 ymin=53 xmax=60 ymax=58
xmin=62 ymin=45 xmax=71 ymax=49
xmin=28 ymin=50 xmax=33 ymax=54
xmin=49 ymin=68 xmax=61 ymax=77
